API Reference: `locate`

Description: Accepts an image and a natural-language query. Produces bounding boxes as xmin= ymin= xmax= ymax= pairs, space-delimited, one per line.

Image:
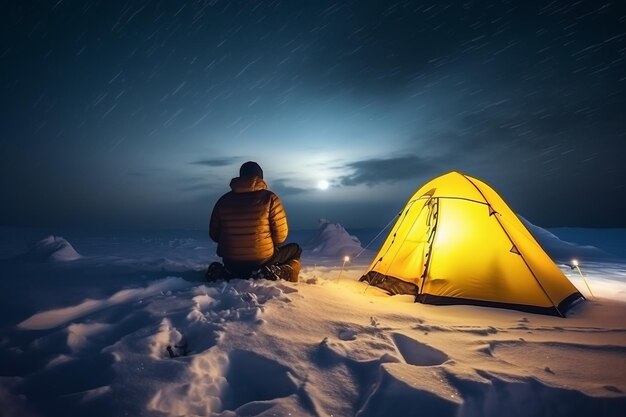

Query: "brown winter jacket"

xmin=209 ymin=176 xmax=288 ymax=264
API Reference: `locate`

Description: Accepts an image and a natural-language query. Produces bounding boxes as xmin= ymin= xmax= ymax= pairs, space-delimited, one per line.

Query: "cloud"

xmin=190 ymin=157 xmax=240 ymax=167
xmin=269 ymin=179 xmax=309 ymax=196
xmin=338 ymin=155 xmax=438 ymax=186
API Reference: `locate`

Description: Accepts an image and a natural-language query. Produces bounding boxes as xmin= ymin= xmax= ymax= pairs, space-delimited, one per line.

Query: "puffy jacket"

xmin=209 ymin=176 xmax=288 ymax=264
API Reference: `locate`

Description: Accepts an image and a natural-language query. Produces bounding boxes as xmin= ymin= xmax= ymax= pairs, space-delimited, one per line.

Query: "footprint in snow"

xmin=222 ymin=349 xmax=298 ymax=411
xmin=391 ymin=333 xmax=449 ymax=366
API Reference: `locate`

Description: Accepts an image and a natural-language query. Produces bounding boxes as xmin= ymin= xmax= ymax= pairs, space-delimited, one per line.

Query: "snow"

xmin=12 ymin=235 xmax=82 ymax=262
xmin=0 ymin=226 xmax=625 ymax=417
xmin=18 ymin=277 xmax=193 ymax=330
xmin=305 ymin=218 xmax=364 ymax=257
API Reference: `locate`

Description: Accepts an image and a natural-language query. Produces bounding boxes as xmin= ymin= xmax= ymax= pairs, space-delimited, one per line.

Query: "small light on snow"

xmin=317 ymin=180 xmax=329 ymax=190
xmin=336 ymin=255 xmax=350 ymax=281
xmin=571 ymin=259 xmax=595 ymax=298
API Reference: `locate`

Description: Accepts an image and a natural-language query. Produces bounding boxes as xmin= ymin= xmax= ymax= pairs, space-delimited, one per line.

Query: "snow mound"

xmin=16 ymin=235 xmax=82 ymax=262
xmin=305 ymin=219 xmax=364 ymax=257
xmin=521 ymin=218 xmax=613 ymax=261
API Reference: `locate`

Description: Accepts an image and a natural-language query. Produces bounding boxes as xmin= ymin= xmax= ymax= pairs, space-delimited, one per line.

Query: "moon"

xmin=317 ymin=180 xmax=330 ymax=190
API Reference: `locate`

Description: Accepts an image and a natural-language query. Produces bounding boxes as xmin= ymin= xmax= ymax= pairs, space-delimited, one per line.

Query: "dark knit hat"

xmin=239 ymin=161 xmax=263 ymax=178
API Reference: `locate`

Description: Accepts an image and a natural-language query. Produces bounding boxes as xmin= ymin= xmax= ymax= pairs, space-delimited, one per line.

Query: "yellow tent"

xmin=360 ymin=172 xmax=583 ymax=317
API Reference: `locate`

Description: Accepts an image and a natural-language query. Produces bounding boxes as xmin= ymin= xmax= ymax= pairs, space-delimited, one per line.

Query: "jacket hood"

xmin=230 ymin=176 xmax=268 ymax=193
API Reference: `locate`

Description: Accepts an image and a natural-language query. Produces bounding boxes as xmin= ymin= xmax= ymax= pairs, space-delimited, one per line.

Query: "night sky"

xmin=1 ymin=0 xmax=625 ymax=231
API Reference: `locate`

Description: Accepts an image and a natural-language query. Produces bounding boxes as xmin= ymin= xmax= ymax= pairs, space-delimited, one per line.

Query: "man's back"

xmin=210 ymin=175 xmax=288 ymax=264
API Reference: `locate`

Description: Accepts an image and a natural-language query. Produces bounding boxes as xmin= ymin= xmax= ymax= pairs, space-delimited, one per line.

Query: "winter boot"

xmin=205 ymin=262 xmax=229 ymax=282
xmin=285 ymin=259 xmax=301 ymax=282
xmin=269 ymin=261 xmax=300 ymax=282
xmin=252 ymin=264 xmax=280 ymax=281
xmin=253 ymin=260 xmax=300 ymax=282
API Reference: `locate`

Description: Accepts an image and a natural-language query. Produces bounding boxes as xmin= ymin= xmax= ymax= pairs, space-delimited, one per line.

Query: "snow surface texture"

xmin=12 ymin=235 xmax=82 ymax=262
xmin=0 ymin=225 xmax=625 ymax=417
xmin=305 ymin=219 xmax=364 ymax=257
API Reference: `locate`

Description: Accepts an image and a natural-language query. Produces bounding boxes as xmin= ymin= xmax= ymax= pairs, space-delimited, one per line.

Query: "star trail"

xmin=1 ymin=0 xmax=625 ymax=230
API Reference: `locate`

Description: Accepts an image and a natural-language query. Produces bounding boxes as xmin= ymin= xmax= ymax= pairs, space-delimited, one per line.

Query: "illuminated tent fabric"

xmin=360 ymin=172 xmax=583 ymax=317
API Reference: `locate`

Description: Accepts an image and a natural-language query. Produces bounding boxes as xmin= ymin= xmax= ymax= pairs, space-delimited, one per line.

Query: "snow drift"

xmin=305 ymin=219 xmax=364 ymax=257
xmin=521 ymin=218 xmax=614 ymax=262
xmin=13 ymin=235 xmax=82 ymax=262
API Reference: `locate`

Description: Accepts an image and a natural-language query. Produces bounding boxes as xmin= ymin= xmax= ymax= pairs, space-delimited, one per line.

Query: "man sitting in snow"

xmin=206 ymin=161 xmax=302 ymax=282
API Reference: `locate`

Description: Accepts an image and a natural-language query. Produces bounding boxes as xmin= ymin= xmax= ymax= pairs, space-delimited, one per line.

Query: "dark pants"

xmin=266 ymin=243 xmax=302 ymax=266
xmin=224 ymin=243 xmax=302 ymax=277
